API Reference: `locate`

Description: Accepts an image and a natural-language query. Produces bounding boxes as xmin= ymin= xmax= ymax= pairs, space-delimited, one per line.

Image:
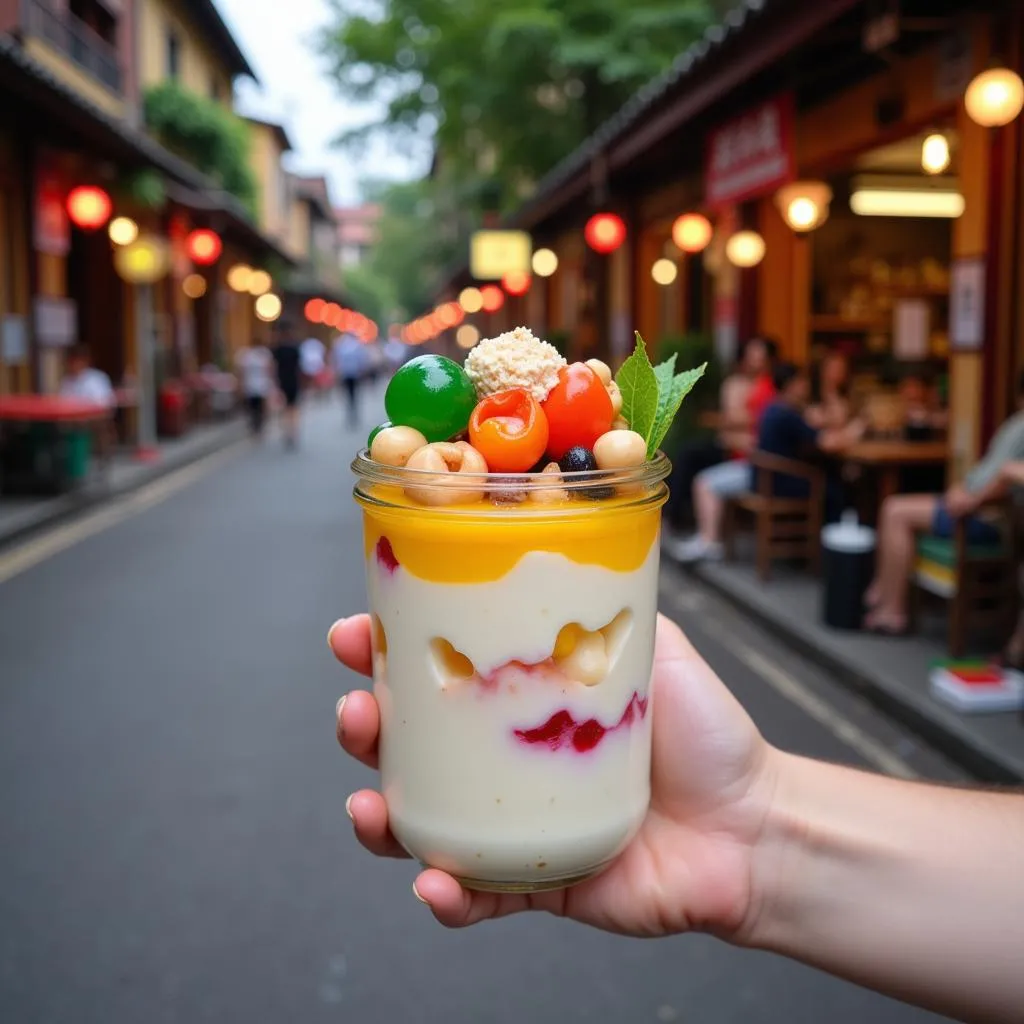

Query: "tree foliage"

xmin=318 ymin=0 xmax=713 ymax=208
xmin=342 ymin=178 xmax=463 ymax=323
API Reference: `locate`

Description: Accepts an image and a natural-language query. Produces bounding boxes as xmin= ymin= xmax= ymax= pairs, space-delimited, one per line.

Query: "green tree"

xmin=318 ymin=0 xmax=712 ymax=209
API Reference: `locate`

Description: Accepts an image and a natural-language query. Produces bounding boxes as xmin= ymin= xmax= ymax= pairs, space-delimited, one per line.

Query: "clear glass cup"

xmin=352 ymin=451 xmax=670 ymax=892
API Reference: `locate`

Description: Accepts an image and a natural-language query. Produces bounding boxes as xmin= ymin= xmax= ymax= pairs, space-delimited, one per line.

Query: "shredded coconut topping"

xmin=464 ymin=326 xmax=566 ymax=403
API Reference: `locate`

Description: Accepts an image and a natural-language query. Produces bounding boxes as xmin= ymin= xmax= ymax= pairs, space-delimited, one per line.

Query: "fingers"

xmin=336 ymin=690 xmax=380 ymax=769
xmin=345 ymin=789 xmax=410 ymax=859
xmin=328 ymin=615 xmax=373 ymax=677
xmin=653 ymin=612 xmax=703 ymax=665
xmin=412 ymin=869 xmax=549 ymax=927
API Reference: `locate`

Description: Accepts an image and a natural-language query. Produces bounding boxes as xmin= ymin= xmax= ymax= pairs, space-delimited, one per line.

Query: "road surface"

xmin=0 ymin=394 xmax=960 ymax=1023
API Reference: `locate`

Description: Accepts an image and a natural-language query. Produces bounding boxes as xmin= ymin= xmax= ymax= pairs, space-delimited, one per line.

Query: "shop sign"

xmin=950 ymin=258 xmax=985 ymax=351
xmin=705 ymin=94 xmax=795 ymax=209
xmin=34 ymin=170 xmax=69 ymax=256
xmin=33 ymin=296 xmax=77 ymax=347
xmin=470 ymin=230 xmax=531 ymax=279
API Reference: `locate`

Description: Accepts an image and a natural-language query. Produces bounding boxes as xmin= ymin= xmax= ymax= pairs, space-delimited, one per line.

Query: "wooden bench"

xmin=723 ymin=451 xmax=826 ymax=582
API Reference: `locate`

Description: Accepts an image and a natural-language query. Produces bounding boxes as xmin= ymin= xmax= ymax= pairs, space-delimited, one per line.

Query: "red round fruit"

xmin=541 ymin=364 xmax=614 ymax=459
xmin=468 ymin=389 xmax=549 ymax=472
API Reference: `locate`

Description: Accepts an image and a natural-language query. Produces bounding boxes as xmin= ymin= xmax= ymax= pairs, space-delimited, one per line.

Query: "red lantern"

xmin=480 ymin=285 xmax=505 ymax=313
xmin=186 ymin=229 xmax=223 ymax=266
xmin=322 ymin=303 xmax=342 ymax=328
xmin=305 ymin=298 xmax=326 ymax=323
xmin=584 ymin=212 xmax=626 ymax=254
xmin=66 ymin=186 xmax=112 ymax=231
xmin=501 ymin=271 xmax=531 ymax=296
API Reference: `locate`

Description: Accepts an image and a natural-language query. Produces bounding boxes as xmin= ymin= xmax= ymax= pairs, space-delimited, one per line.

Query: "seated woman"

xmin=865 ymin=372 xmax=1024 ymax=634
xmin=665 ymin=336 xmax=776 ymax=530
xmin=673 ymin=362 xmax=861 ymax=563
xmin=805 ymin=350 xmax=851 ymax=431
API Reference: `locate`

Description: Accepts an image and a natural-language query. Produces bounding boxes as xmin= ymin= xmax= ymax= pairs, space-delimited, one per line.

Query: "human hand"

xmin=329 ymin=613 xmax=778 ymax=939
xmin=943 ymin=484 xmax=976 ymax=518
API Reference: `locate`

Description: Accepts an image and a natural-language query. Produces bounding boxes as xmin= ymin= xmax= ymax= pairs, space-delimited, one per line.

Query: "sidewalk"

xmin=0 ymin=417 xmax=248 ymax=549
xmin=674 ymin=552 xmax=1024 ymax=782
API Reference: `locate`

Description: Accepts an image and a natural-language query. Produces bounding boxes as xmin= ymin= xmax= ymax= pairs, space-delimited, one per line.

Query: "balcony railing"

xmin=22 ymin=0 xmax=122 ymax=94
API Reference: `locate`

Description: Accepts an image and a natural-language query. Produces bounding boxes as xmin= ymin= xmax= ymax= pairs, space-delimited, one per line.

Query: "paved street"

xmin=0 ymin=393 xmax=958 ymax=1024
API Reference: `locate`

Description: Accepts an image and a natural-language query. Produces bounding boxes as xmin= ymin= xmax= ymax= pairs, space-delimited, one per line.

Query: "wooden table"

xmin=842 ymin=439 xmax=949 ymax=504
xmin=0 ymin=395 xmax=113 ymax=493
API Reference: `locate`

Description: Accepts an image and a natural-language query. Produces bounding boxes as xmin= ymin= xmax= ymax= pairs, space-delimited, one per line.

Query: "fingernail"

xmin=336 ymin=695 xmax=347 ymax=737
xmin=327 ymin=618 xmax=346 ymax=650
xmin=345 ymin=793 xmax=355 ymax=821
xmin=412 ymin=882 xmax=430 ymax=906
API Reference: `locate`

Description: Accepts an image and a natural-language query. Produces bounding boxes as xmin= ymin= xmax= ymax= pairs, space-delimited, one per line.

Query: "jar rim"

xmin=351 ymin=448 xmax=671 ymax=495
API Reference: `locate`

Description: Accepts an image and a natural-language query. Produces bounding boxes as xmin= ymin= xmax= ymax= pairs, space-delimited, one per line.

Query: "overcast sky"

xmin=215 ymin=0 xmax=423 ymax=206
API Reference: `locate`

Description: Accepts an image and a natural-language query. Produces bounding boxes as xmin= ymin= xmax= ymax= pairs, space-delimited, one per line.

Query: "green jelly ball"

xmin=367 ymin=421 xmax=391 ymax=449
xmin=385 ymin=355 xmax=477 ymax=442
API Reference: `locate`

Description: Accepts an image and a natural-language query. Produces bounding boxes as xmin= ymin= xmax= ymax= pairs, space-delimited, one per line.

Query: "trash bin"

xmin=821 ymin=511 xmax=876 ymax=630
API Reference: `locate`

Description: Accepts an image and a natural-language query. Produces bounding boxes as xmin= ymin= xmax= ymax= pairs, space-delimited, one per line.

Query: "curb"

xmin=0 ymin=420 xmax=248 ymax=552
xmin=678 ymin=559 xmax=1024 ymax=784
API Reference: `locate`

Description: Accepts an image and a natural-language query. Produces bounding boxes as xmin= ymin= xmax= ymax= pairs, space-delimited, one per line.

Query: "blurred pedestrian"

xmin=235 ymin=338 xmax=274 ymax=438
xmin=272 ymin=321 xmax=303 ymax=449
xmin=299 ymin=333 xmax=327 ymax=398
xmin=333 ymin=330 xmax=367 ymax=429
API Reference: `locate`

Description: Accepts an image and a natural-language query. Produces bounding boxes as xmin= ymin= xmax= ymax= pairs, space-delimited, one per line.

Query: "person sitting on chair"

xmin=674 ymin=362 xmax=861 ymax=563
xmin=60 ymin=345 xmax=114 ymax=408
xmin=865 ymin=371 xmax=1024 ymax=635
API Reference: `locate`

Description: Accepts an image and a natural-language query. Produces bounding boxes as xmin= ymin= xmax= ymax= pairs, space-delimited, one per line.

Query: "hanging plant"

xmin=143 ymin=82 xmax=259 ymax=216
xmin=117 ymin=169 xmax=167 ymax=210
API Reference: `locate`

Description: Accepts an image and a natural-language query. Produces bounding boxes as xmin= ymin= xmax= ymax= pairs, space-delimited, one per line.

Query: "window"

xmin=165 ymin=29 xmax=181 ymax=80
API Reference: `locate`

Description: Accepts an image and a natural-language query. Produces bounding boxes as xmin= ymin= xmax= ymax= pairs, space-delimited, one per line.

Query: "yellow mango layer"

xmin=358 ymin=485 xmax=664 ymax=584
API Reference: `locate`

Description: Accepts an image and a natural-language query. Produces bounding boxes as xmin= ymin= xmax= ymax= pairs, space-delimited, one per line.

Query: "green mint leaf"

xmin=615 ymin=333 xmax=658 ymax=443
xmin=651 ymin=354 xmax=678 ymax=441
xmin=647 ymin=362 xmax=708 ymax=458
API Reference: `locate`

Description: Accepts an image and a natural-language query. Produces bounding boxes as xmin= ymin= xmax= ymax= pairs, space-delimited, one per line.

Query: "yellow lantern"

xmin=671 ymin=214 xmax=713 ymax=253
xmin=651 ymin=258 xmax=678 ymax=286
xmin=921 ymin=134 xmax=951 ymax=175
xmin=108 ymin=216 xmax=139 ymax=246
xmin=531 ymin=248 xmax=559 ymax=277
xmin=182 ymin=273 xmax=207 ymax=299
xmin=254 ymin=293 xmax=282 ymax=322
xmin=965 ymin=67 xmax=1024 ymax=127
xmin=247 ymin=269 xmax=272 ymax=296
xmin=725 ymin=230 xmax=766 ymax=269
xmin=459 ymin=286 xmax=483 ymax=313
xmin=113 ymin=235 xmax=170 ymax=284
xmin=227 ymin=264 xmax=253 ymax=292
xmin=455 ymin=324 xmax=480 ymax=350
xmin=774 ymin=182 xmax=833 ymax=232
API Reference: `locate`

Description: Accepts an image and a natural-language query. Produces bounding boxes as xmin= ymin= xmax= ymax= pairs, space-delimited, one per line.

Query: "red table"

xmin=0 ymin=394 xmax=113 ymax=494
xmin=0 ymin=394 xmax=112 ymax=423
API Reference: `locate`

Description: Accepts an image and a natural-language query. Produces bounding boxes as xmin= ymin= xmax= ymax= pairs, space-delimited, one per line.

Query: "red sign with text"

xmin=705 ymin=94 xmax=796 ymax=209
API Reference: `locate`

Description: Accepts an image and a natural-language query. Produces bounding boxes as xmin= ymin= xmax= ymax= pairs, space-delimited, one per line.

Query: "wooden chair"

xmin=723 ymin=451 xmax=826 ymax=582
xmin=909 ymin=498 xmax=1019 ymax=658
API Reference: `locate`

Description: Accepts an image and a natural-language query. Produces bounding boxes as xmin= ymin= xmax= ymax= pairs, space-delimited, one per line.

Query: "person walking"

xmin=235 ymin=339 xmax=274 ymax=438
xmin=299 ymin=333 xmax=327 ymax=399
xmin=272 ymin=321 xmax=303 ymax=449
xmin=333 ymin=330 xmax=367 ymax=429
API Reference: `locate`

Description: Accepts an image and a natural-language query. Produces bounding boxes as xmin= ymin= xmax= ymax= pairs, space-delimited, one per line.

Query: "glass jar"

xmin=352 ymin=451 xmax=670 ymax=892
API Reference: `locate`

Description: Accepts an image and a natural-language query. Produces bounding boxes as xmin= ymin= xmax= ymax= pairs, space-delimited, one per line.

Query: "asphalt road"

xmin=0 ymin=392 xmax=960 ymax=1024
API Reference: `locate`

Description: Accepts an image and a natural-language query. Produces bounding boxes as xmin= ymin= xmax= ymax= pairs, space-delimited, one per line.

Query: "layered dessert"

xmin=352 ymin=327 xmax=702 ymax=891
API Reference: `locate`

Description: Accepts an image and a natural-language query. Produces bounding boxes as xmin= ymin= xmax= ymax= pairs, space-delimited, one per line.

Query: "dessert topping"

xmin=464 ymin=326 xmax=566 ymax=403
xmin=542 ymin=364 xmax=614 ymax=460
xmin=468 ymin=389 xmax=549 ymax=473
xmin=370 ymin=425 xmax=429 ymax=468
xmin=385 ymin=354 xmax=477 ymax=442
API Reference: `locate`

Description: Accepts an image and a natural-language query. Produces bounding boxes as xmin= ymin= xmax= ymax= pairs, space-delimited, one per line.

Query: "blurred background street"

xmin=0 ymin=391 xmax=959 ymax=1024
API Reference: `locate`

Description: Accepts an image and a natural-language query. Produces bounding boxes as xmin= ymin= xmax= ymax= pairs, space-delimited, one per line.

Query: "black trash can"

xmin=821 ymin=512 xmax=876 ymax=630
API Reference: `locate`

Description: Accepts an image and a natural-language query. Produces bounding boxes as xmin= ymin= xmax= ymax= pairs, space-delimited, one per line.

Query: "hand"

xmin=943 ymin=484 xmax=976 ymax=518
xmin=329 ymin=613 xmax=779 ymax=938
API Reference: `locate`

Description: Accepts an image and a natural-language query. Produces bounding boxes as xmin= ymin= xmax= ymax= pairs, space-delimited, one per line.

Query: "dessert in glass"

xmin=351 ymin=328 xmax=701 ymax=892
